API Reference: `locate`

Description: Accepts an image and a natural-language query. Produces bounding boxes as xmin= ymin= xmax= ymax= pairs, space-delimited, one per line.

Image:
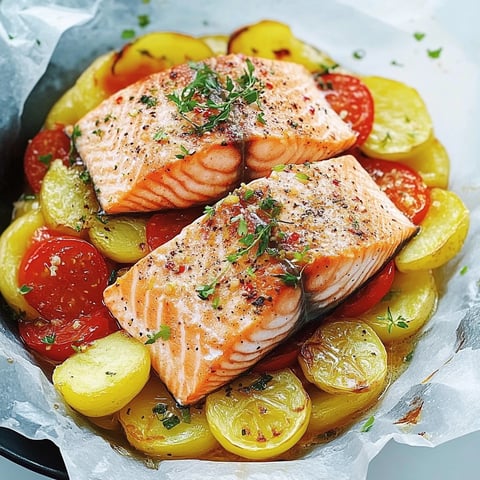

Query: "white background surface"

xmin=2 ymin=429 xmax=480 ymax=479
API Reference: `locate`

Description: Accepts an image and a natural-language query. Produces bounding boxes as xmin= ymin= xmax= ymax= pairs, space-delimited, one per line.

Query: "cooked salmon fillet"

xmin=74 ymin=54 xmax=356 ymax=214
xmin=103 ymin=155 xmax=417 ymax=405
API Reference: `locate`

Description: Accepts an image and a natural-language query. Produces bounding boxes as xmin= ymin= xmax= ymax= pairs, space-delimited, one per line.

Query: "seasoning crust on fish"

xmin=103 ymin=155 xmax=418 ymax=405
xmin=74 ymin=54 xmax=356 ymax=214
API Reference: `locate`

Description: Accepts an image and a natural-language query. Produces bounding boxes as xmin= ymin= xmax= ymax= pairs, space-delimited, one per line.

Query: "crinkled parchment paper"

xmin=0 ymin=1 xmax=479 ymax=479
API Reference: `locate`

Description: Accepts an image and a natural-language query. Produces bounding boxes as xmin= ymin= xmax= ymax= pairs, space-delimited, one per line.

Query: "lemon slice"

xmin=299 ymin=320 xmax=387 ymax=394
xmin=205 ymin=369 xmax=311 ymax=459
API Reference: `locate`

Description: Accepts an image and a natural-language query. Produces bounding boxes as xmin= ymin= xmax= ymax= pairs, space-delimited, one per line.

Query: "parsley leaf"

xmin=144 ymin=325 xmax=171 ymax=344
xmin=360 ymin=415 xmax=375 ymax=432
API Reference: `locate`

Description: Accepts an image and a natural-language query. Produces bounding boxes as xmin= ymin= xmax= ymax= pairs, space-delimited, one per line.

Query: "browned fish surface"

xmin=74 ymin=54 xmax=356 ymax=214
xmin=103 ymin=155 xmax=417 ymax=405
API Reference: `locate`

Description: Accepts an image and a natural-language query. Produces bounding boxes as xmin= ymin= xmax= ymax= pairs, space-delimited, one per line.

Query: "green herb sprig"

xmin=167 ymin=58 xmax=264 ymax=135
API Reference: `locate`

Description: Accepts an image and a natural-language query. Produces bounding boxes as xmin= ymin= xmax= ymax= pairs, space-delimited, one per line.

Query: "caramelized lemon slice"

xmin=206 ymin=369 xmax=310 ymax=459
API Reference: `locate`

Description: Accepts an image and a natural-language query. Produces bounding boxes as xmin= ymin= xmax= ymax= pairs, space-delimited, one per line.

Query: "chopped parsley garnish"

xmin=167 ymin=58 xmax=264 ymax=135
xmin=427 ymin=47 xmax=442 ymax=59
xmin=69 ymin=125 xmax=82 ymax=163
xmin=41 ymin=333 xmax=56 ymax=345
xmin=203 ymin=205 xmax=215 ymax=218
xmin=140 ymin=94 xmax=158 ymax=108
xmin=152 ymin=402 xmax=182 ymax=430
xmin=360 ymin=415 xmax=375 ymax=432
xmin=144 ymin=325 xmax=171 ymax=344
xmin=121 ymin=29 xmax=136 ymax=39
xmin=38 ymin=153 xmax=52 ymax=166
xmin=413 ymin=32 xmax=426 ymax=41
xmin=196 ymin=280 xmax=218 ymax=300
xmin=137 ymin=14 xmax=150 ymax=28
xmin=18 ymin=284 xmax=33 ymax=295
xmin=239 ymin=373 xmax=273 ymax=393
xmin=274 ymin=271 xmax=302 ymax=287
xmin=352 ymin=49 xmax=366 ymax=60
xmin=460 ymin=265 xmax=468 ymax=275
xmin=152 ymin=129 xmax=168 ymax=141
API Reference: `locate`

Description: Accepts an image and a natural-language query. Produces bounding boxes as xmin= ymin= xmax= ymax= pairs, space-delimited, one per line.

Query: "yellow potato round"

xmin=119 ymin=375 xmax=218 ymax=458
xmin=400 ymin=137 xmax=450 ymax=188
xmin=228 ymin=20 xmax=337 ymax=73
xmin=88 ymin=216 xmax=148 ymax=264
xmin=360 ymin=76 xmax=433 ymax=160
xmin=53 ymin=331 xmax=150 ymax=417
xmin=45 ymin=52 xmax=113 ymax=129
xmin=360 ymin=270 xmax=437 ymax=343
xmin=396 ymin=188 xmax=469 ymax=272
xmin=200 ymin=34 xmax=228 ymax=55
xmin=299 ymin=320 xmax=387 ymax=394
xmin=206 ymin=369 xmax=310 ymax=460
xmin=306 ymin=380 xmax=385 ymax=435
xmin=0 ymin=209 xmax=44 ymax=319
xmin=99 ymin=32 xmax=213 ymax=94
xmin=40 ymin=159 xmax=99 ymax=235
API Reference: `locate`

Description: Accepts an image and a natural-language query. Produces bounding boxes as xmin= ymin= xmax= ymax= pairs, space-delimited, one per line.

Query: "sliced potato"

xmin=306 ymin=379 xmax=385 ymax=435
xmin=396 ymin=188 xmax=469 ymax=271
xmin=360 ymin=76 xmax=433 ymax=160
xmin=88 ymin=216 xmax=148 ymax=263
xmin=228 ymin=20 xmax=337 ymax=73
xmin=53 ymin=331 xmax=150 ymax=417
xmin=98 ymin=32 xmax=214 ymax=95
xmin=0 ymin=209 xmax=43 ymax=319
xmin=206 ymin=369 xmax=310 ymax=460
xmin=119 ymin=375 xmax=218 ymax=458
xmin=400 ymin=137 xmax=450 ymax=188
xmin=40 ymin=159 xmax=99 ymax=235
xmin=45 ymin=52 xmax=114 ymax=129
xmin=359 ymin=270 xmax=437 ymax=343
xmin=200 ymin=34 xmax=228 ymax=55
xmin=299 ymin=320 xmax=387 ymax=394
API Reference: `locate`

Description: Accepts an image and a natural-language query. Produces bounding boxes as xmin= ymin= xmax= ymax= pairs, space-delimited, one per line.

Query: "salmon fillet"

xmin=74 ymin=54 xmax=356 ymax=214
xmin=103 ymin=155 xmax=417 ymax=405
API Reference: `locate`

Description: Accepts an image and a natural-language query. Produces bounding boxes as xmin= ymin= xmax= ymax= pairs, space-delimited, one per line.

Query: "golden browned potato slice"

xmin=228 ymin=19 xmax=337 ymax=72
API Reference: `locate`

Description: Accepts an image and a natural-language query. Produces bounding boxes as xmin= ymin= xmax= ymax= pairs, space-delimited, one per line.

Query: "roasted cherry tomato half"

xmin=23 ymin=128 xmax=71 ymax=193
xmin=356 ymin=154 xmax=431 ymax=224
xmin=146 ymin=206 xmax=204 ymax=250
xmin=18 ymin=237 xmax=109 ymax=321
xmin=18 ymin=306 xmax=119 ymax=362
xmin=317 ymin=73 xmax=374 ymax=146
xmin=334 ymin=260 xmax=396 ymax=318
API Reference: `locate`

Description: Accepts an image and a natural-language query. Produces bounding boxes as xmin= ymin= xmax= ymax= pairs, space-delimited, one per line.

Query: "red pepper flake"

xmin=309 ymin=106 xmax=316 ymax=115
xmin=115 ymin=96 xmax=123 ymax=105
xmin=265 ymin=81 xmax=274 ymax=90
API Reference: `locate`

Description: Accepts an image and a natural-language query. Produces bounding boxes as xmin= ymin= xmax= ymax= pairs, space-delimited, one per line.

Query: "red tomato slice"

xmin=146 ymin=206 xmax=204 ymax=250
xmin=18 ymin=306 xmax=119 ymax=362
xmin=334 ymin=260 xmax=396 ymax=318
xmin=23 ymin=128 xmax=71 ymax=193
xmin=18 ymin=237 xmax=109 ymax=321
xmin=356 ymin=154 xmax=431 ymax=224
xmin=317 ymin=73 xmax=374 ymax=146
